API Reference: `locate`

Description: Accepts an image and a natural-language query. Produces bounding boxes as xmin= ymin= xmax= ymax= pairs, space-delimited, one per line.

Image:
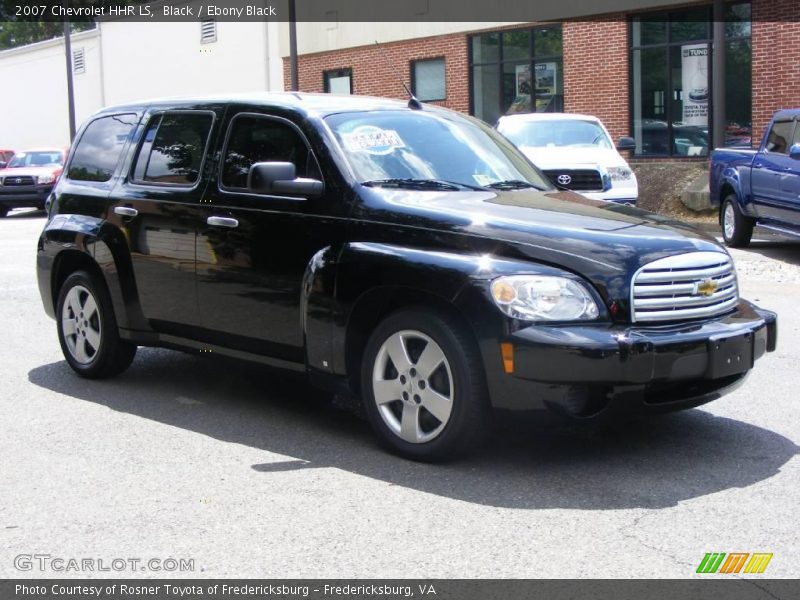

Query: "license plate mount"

xmin=707 ymin=331 xmax=754 ymax=379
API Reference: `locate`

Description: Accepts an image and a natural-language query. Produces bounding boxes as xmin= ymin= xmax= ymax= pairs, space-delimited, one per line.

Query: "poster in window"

xmin=534 ymin=62 xmax=557 ymax=112
xmin=681 ymin=44 xmax=708 ymax=126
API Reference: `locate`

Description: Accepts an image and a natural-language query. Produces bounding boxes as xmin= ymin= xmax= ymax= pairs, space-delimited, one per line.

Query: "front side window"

xmin=132 ymin=112 xmax=213 ymax=186
xmin=68 ymin=114 xmax=137 ymax=182
xmin=765 ymin=121 xmax=793 ymax=154
xmin=325 ymin=110 xmax=551 ymax=190
xmin=221 ymin=115 xmax=315 ymax=190
xmin=411 ymin=58 xmax=446 ymax=102
xmin=499 ymin=119 xmax=612 ymax=150
xmin=470 ymin=26 xmax=563 ymax=125
xmin=630 ymin=2 xmax=752 ymax=156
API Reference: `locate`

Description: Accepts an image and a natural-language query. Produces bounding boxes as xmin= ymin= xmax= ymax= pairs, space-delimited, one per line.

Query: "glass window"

xmin=411 ymin=58 xmax=446 ymax=102
xmin=472 ymin=63 xmax=501 ymax=125
xmin=471 ymin=33 xmax=499 ymax=63
xmin=325 ymin=110 xmax=551 ymax=190
xmin=68 ymin=114 xmax=136 ymax=182
xmin=133 ymin=113 xmax=213 ymax=186
xmin=9 ymin=150 xmax=64 ymax=168
xmin=765 ymin=121 xmax=793 ymax=154
xmin=221 ymin=115 xmax=315 ymax=190
xmin=630 ymin=4 xmax=751 ymax=156
xmin=470 ymin=26 xmax=563 ymax=123
xmin=498 ymin=119 xmax=613 ymax=149
xmin=324 ymin=68 xmax=352 ymax=94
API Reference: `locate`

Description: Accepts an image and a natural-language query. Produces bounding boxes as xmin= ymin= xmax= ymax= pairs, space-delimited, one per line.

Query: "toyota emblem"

xmin=556 ymin=174 xmax=572 ymax=186
xmin=15 ymin=178 xmax=22 ymax=184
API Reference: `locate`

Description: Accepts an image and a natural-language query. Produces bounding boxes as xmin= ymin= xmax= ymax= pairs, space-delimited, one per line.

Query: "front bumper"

xmin=0 ymin=184 xmax=52 ymax=208
xmin=582 ymin=188 xmax=638 ymax=205
xmin=488 ymin=300 xmax=777 ymax=414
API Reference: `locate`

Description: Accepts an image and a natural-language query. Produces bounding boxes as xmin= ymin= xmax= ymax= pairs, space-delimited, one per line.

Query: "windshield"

xmin=499 ymin=119 xmax=613 ymax=150
xmin=8 ymin=151 xmax=64 ymax=168
xmin=325 ymin=110 xmax=551 ymax=190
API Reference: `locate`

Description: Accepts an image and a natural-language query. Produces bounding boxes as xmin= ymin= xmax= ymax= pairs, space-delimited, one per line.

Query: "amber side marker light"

xmin=500 ymin=342 xmax=514 ymax=374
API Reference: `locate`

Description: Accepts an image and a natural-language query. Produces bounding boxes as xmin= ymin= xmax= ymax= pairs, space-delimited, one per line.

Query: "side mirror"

xmin=247 ymin=161 xmax=323 ymax=197
xmin=789 ymin=143 xmax=800 ymax=160
xmin=0 ymin=161 xmax=6 ymax=169
xmin=616 ymin=136 xmax=636 ymax=151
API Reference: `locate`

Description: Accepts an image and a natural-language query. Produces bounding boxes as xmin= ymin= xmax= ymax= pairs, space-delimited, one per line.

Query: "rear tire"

xmin=56 ymin=270 xmax=137 ymax=378
xmin=360 ymin=307 xmax=490 ymax=462
xmin=720 ymin=195 xmax=754 ymax=247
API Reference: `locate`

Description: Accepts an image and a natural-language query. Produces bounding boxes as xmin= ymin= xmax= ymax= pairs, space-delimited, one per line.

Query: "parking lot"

xmin=1 ymin=209 xmax=798 ymax=578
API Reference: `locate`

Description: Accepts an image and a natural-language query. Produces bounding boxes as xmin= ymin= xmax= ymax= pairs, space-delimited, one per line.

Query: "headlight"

xmin=490 ymin=275 xmax=600 ymax=321
xmin=37 ymin=173 xmax=56 ymax=185
xmin=607 ymin=166 xmax=633 ymax=181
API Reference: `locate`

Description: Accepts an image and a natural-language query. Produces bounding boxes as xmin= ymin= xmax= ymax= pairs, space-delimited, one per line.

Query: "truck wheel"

xmin=360 ymin=307 xmax=490 ymax=461
xmin=721 ymin=195 xmax=754 ymax=247
xmin=56 ymin=270 xmax=137 ymax=379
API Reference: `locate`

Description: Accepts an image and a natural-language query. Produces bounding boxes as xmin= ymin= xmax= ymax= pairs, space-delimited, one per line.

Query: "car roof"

xmin=497 ymin=112 xmax=601 ymax=123
xmin=94 ymin=92 xmax=445 ymax=119
xmin=773 ymin=108 xmax=800 ymax=121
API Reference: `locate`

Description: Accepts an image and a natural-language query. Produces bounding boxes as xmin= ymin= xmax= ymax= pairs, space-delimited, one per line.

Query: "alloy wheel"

xmin=61 ymin=284 xmax=102 ymax=365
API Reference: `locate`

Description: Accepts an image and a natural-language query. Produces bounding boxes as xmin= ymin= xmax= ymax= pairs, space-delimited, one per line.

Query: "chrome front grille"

xmin=631 ymin=252 xmax=738 ymax=322
xmin=541 ymin=169 xmax=604 ymax=192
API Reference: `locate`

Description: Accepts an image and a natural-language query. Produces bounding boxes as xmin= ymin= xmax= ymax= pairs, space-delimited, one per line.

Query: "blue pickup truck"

xmin=710 ymin=109 xmax=800 ymax=247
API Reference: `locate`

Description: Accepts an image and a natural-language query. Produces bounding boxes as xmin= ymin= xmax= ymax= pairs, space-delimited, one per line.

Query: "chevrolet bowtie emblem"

xmin=696 ymin=278 xmax=718 ymax=297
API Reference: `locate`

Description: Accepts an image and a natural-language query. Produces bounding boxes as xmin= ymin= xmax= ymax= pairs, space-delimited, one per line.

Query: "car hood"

xmin=518 ymin=145 xmax=628 ymax=170
xmin=1 ymin=166 xmax=60 ymax=178
xmin=357 ymin=187 xmax=725 ymax=304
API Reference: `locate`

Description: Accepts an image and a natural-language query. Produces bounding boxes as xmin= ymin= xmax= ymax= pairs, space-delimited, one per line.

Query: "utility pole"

xmin=289 ymin=0 xmax=299 ymax=91
xmin=63 ymin=0 xmax=76 ymax=141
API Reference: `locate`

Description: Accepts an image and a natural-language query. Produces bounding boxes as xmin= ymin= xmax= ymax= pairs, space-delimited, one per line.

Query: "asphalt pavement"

xmin=1 ymin=209 xmax=798 ymax=578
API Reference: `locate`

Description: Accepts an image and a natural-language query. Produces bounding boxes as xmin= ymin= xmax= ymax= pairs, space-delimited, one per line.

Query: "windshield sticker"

xmin=472 ymin=174 xmax=497 ymax=187
xmin=343 ymin=126 xmax=405 ymax=155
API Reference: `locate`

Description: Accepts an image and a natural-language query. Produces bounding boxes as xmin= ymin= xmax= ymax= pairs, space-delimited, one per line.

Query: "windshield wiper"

xmin=361 ymin=178 xmax=483 ymax=191
xmin=483 ymin=179 xmax=546 ymax=191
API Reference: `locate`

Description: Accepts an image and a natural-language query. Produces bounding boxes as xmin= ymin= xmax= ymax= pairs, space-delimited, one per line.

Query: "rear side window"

xmin=765 ymin=121 xmax=793 ymax=154
xmin=68 ymin=114 xmax=137 ymax=182
xmin=220 ymin=114 xmax=317 ymax=190
xmin=133 ymin=112 xmax=213 ymax=186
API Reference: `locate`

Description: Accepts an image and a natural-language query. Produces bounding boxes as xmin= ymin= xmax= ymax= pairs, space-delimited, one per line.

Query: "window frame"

xmin=128 ymin=109 xmax=217 ymax=191
xmin=468 ymin=25 xmax=564 ymax=123
xmin=217 ymin=111 xmax=323 ymax=200
xmin=410 ymin=57 xmax=447 ymax=102
xmin=323 ymin=68 xmax=353 ymax=95
xmin=65 ymin=113 xmax=139 ymax=186
xmin=628 ymin=1 xmax=752 ymax=157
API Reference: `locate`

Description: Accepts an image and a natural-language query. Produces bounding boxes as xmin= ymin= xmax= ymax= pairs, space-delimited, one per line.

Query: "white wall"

xmin=0 ymin=30 xmax=102 ymax=149
xmin=99 ymin=20 xmax=284 ymax=107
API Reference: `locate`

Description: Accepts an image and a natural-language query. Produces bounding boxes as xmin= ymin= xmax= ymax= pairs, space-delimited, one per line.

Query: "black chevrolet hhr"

xmin=37 ymin=93 xmax=777 ymax=461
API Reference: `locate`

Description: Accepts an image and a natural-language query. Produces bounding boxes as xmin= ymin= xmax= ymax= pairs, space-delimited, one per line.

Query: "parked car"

xmin=496 ymin=113 xmax=638 ymax=205
xmin=38 ymin=94 xmax=776 ymax=461
xmin=0 ymin=149 xmax=14 ymax=169
xmin=0 ymin=148 xmax=66 ymax=217
xmin=710 ymin=109 xmax=800 ymax=247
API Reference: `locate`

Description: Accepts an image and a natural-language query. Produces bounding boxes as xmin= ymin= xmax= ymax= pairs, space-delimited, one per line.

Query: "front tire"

xmin=56 ymin=270 xmax=137 ymax=378
xmin=360 ymin=307 xmax=490 ymax=461
xmin=721 ymin=195 xmax=754 ymax=247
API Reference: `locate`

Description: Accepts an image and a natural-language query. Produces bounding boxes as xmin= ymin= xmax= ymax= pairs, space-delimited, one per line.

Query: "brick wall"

xmin=562 ymin=16 xmax=630 ymax=144
xmin=283 ymin=33 xmax=470 ymax=114
xmin=751 ymin=0 xmax=800 ymax=141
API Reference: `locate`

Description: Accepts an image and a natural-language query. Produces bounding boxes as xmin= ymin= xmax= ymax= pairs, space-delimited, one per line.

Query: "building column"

xmin=711 ymin=0 xmax=726 ymax=149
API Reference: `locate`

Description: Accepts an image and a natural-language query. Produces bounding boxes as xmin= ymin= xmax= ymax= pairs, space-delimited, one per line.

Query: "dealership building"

xmin=286 ymin=0 xmax=799 ymax=160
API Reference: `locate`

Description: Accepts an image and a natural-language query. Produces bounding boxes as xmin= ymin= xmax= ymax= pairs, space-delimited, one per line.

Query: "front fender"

xmin=330 ymin=242 xmax=573 ymax=376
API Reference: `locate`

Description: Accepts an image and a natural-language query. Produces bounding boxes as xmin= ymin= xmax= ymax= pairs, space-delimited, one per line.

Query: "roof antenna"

xmin=374 ymin=40 xmax=423 ymax=110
